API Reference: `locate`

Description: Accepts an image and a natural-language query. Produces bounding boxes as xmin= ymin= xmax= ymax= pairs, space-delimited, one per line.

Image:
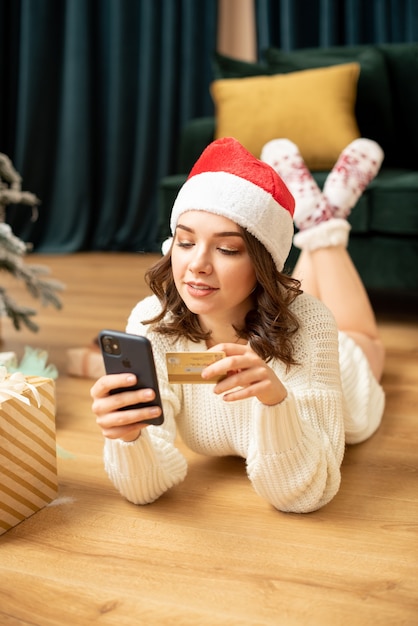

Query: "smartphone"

xmin=98 ymin=329 xmax=164 ymax=426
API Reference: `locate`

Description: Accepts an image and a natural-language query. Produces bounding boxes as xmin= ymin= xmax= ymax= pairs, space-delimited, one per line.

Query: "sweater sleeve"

xmin=103 ymin=418 xmax=188 ymax=504
xmin=246 ymin=295 xmax=346 ymax=513
xmin=246 ymin=391 xmax=344 ymax=513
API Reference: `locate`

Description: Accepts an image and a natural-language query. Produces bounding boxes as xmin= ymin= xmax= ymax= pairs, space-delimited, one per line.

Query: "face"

xmin=171 ymin=211 xmax=257 ymax=329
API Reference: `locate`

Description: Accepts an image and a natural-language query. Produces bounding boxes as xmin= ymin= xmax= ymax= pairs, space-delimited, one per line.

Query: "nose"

xmin=188 ymin=244 xmax=212 ymax=275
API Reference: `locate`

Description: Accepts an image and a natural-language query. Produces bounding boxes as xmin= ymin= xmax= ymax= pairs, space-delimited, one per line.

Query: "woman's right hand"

xmin=90 ymin=374 xmax=162 ymax=442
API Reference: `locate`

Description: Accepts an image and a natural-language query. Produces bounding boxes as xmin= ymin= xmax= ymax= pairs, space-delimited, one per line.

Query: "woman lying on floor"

xmin=91 ymin=136 xmax=385 ymax=513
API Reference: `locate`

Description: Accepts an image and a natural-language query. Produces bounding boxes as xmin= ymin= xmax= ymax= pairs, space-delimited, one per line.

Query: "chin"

xmin=182 ymin=298 xmax=213 ymax=316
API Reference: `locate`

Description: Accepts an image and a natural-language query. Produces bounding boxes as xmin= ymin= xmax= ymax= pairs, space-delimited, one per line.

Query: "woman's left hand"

xmin=202 ymin=343 xmax=287 ymax=406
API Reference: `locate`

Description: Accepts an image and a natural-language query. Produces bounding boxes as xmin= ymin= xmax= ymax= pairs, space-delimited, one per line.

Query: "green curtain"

xmin=2 ymin=0 xmax=417 ymax=253
xmin=0 ymin=0 xmax=217 ymax=252
xmin=256 ymin=0 xmax=418 ymax=52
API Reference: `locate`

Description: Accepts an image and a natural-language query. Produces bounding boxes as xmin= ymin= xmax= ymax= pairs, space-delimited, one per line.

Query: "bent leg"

xmin=292 ymin=249 xmax=319 ymax=299
xmin=293 ymin=243 xmax=385 ymax=381
xmin=264 ymin=137 xmax=386 ymax=383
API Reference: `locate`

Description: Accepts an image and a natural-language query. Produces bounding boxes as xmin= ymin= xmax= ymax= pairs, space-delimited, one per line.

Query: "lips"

xmin=186 ymin=282 xmax=218 ymax=297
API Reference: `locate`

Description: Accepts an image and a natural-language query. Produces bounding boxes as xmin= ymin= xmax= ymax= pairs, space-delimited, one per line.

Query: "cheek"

xmin=224 ymin=262 xmax=256 ymax=291
xmin=240 ymin=262 xmax=257 ymax=287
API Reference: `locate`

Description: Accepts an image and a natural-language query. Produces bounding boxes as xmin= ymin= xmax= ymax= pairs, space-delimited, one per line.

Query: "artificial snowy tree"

xmin=0 ymin=153 xmax=63 ymax=334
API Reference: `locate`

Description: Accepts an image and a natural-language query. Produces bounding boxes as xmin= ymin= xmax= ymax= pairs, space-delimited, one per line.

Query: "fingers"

xmin=90 ymin=373 xmax=137 ymax=401
xmin=96 ymin=406 xmax=160 ymax=441
xmin=90 ymin=373 xmax=162 ymax=442
xmin=217 ymin=379 xmax=271 ymax=403
xmin=213 ymin=363 xmax=265 ymax=392
xmin=203 ymin=344 xmax=287 ymax=406
xmin=97 ymin=410 xmax=149 ymax=441
xmin=91 ymin=374 xmax=155 ymax=413
xmin=94 ymin=400 xmax=162 ymax=442
xmin=202 ymin=345 xmax=258 ymax=382
xmin=207 ymin=342 xmax=248 ymax=356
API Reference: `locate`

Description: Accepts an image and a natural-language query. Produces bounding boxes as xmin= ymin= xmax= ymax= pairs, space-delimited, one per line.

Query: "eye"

xmin=218 ymin=247 xmax=240 ymax=256
xmin=176 ymin=240 xmax=194 ymax=249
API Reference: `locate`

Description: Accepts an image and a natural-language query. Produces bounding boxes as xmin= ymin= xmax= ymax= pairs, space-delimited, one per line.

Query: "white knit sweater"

xmin=103 ymin=292 xmax=385 ymax=513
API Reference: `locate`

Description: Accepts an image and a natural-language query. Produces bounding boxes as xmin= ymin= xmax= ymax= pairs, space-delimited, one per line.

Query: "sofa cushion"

xmin=212 ymin=52 xmax=273 ymax=79
xmin=368 ymin=169 xmax=418 ymax=234
xmin=347 ymin=236 xmax=418 ymax=291
xmin=210 ymin=63 xmax=361 ymax=170
xmin=264 ymin=45 xmax=396 ymax=163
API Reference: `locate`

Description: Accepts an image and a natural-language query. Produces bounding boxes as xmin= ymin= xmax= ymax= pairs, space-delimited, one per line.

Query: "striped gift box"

xmin=0 ymin=376 xmax=57 ymax=535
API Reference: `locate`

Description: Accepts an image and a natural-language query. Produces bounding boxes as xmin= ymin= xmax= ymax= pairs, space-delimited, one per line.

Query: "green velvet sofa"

xmin=159 ymin=43 xmax=418 ymax=293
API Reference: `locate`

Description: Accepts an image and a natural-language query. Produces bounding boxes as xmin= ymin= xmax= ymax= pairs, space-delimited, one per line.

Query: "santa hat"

xmin=167 ymin=137 xmax=295 ymax=272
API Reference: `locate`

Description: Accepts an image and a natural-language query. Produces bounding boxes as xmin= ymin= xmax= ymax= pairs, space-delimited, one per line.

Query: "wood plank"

xmin=0 ymin=253 xmax=417 ymax=626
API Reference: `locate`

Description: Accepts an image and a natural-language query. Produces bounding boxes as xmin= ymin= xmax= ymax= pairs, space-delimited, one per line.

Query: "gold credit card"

xmin=166 ymin=351 xmax=225 ymax=384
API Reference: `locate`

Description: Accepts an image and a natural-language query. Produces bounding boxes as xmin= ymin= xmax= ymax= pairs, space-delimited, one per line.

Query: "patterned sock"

xmin=260 ymin=138 xmax=333 ymax=230
xmin=322 ymin=138 xmax=384 ymax=219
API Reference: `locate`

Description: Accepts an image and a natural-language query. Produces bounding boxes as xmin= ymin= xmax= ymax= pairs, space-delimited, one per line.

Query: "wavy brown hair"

xmin=144 ymin=230 xmax=302 ymax=367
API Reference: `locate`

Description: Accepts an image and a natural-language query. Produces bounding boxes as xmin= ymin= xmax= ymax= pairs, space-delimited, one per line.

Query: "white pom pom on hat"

xmin=168 ymin=137 xmax=295 ymax=272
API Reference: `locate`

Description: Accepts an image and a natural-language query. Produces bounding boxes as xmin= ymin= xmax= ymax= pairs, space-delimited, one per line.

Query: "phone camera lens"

xmin=101 ymin=335 xmax=120 ymax=354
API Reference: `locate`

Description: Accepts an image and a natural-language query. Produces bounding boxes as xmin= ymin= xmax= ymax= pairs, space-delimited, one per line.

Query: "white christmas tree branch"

xmin=0 ymin=153 xmax=65 ymax=332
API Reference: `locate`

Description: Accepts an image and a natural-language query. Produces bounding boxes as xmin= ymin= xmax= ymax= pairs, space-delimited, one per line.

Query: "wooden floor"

xmin=0 ymin=253 xmax=417 ymax=626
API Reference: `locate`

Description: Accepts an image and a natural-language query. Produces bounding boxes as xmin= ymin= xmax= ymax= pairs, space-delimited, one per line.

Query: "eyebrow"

xmin=176 ymin=224 xmax=243 ymax=238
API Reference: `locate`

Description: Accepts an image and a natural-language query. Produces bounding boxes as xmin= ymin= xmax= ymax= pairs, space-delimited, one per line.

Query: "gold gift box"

xmin=0 ymin=376 xmax=57 ymax=535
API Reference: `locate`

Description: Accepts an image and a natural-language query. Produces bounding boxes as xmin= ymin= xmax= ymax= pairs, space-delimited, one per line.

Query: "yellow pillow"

xmin=210 ymin=62 xmax=361 ymax=171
